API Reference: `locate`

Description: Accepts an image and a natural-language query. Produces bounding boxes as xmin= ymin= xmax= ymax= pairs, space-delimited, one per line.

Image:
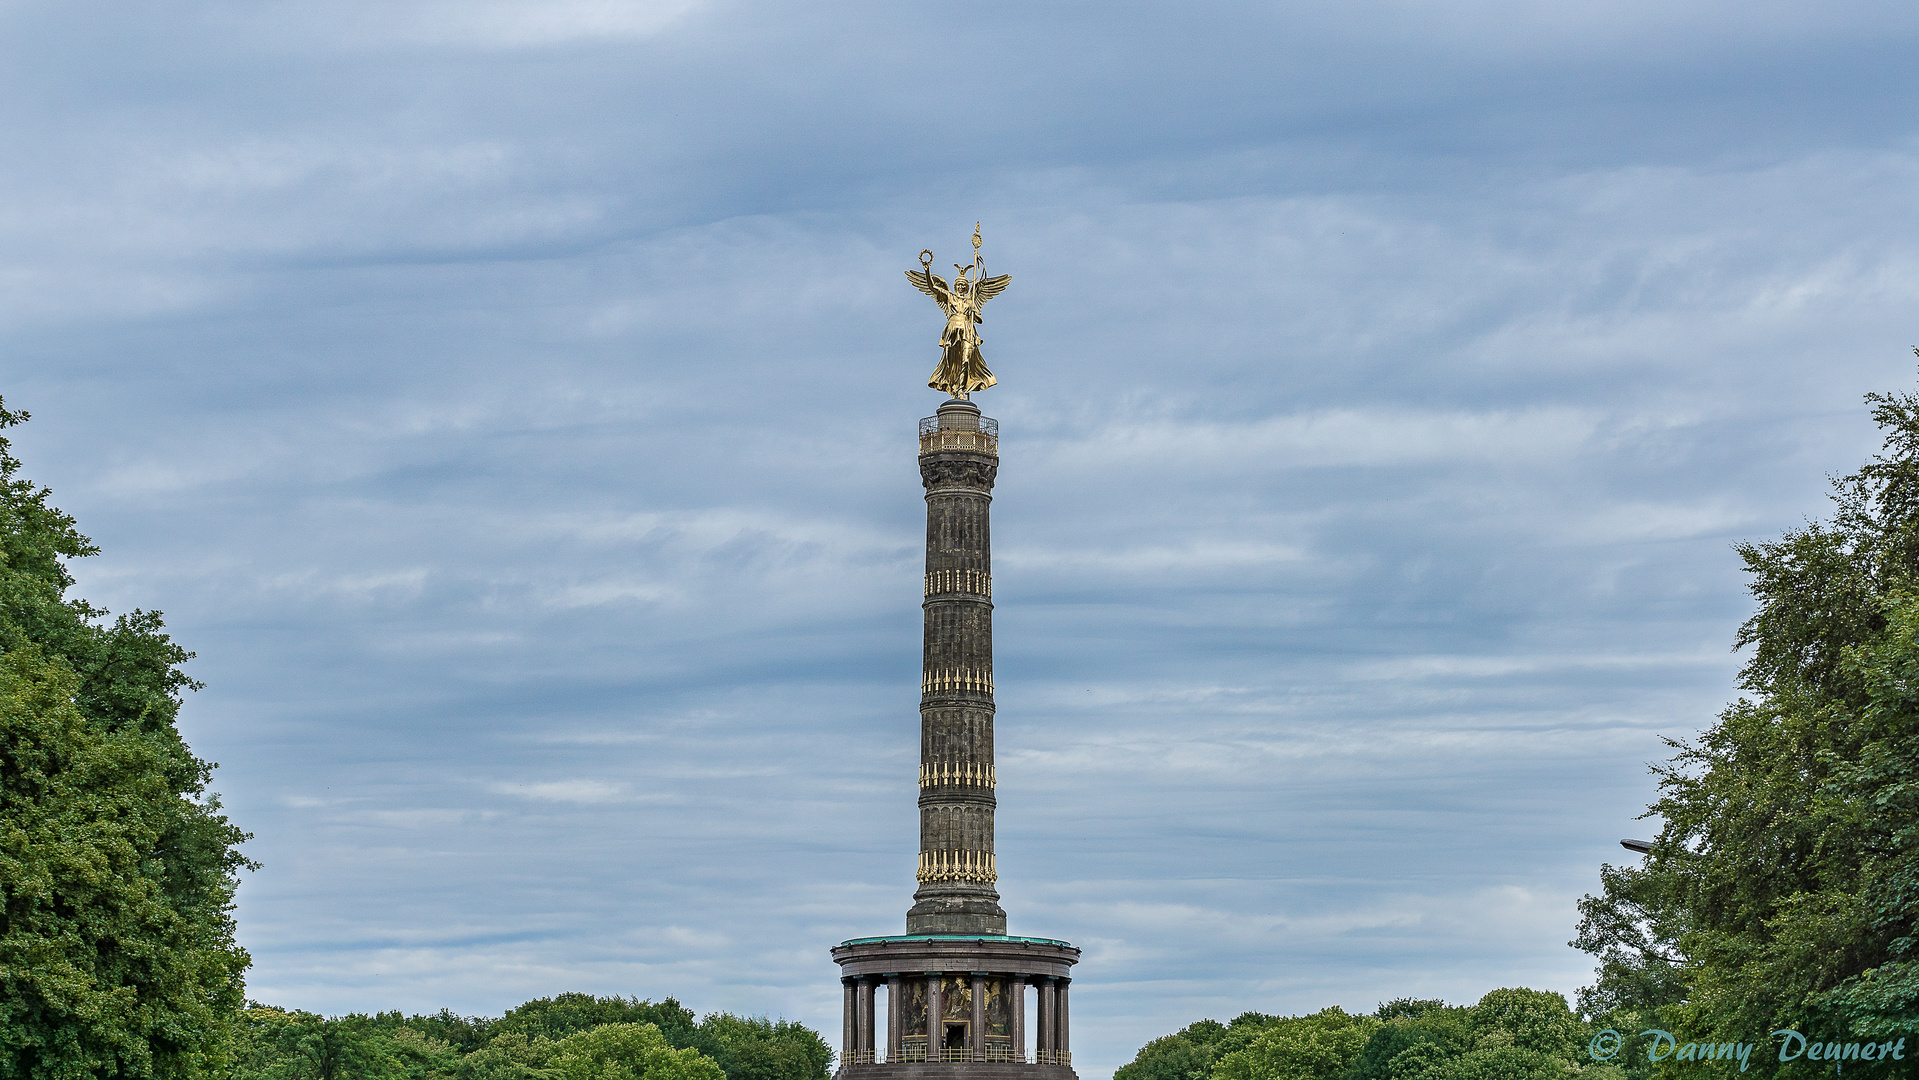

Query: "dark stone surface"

xmin=831 ymin=939 xmax=1078 ymax=1078
xmin=911 ymin=400 xmax=1004 ymax=936
xmin=837 ymin=1064 xmax=1077 ymax=1080
xmin=831 ymin=403 xmax=1080 ymax=1058
xmin=830 ymin=937 xmax=1079 ymax=982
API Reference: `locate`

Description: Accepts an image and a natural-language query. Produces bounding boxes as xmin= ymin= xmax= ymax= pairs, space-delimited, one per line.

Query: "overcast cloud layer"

xmin=7 ymin=2 xmax=1919 ymax=1076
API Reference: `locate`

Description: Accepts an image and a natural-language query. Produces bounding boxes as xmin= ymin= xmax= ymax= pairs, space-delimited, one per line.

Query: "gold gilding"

xmin=921 ymin=668 xmax=994 ymax=694
xmin=906 ymin=225 xmax=1009 ymax=399
xmin=916 ymin=849 xmax=998 ymax=884
xmin=918 ymin=759 xmax=997 ymax=789
xmin=923 ymin=569 xmax=992 ymax=598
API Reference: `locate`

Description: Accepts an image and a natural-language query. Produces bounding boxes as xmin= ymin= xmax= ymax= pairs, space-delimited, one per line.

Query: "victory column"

xmin=830 ymin=227 xmax=1079 ymax=1079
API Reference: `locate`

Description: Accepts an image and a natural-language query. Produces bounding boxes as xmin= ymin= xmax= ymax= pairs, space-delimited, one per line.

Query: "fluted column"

xmin=1058 ymin=980 xmax=1070 ymax=1060
xmin=1039 ymin=979 xmax=1056 ymax=1056
xmin=970 ymin=974 xmax=987 ymax=1060
xmin=1011 ymin=976 xmax=1026 ymax=1062
xmin=927 ymin=974 xmax=945 ymax=1059
xmin=886 ymin=976 xmax=903 ymax=1062
xmin=857 ymin=979 xmax=874 ymax=1059
xmin=909 ymin=398 xmax=1007 ymax=935
xmin=842 ymin=981 xmax=856 ymax=1066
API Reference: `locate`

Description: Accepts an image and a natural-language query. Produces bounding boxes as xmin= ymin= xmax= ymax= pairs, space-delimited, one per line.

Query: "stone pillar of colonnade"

xmin=841 ymin=982 xmax=855 ymax=1066
xmin=1058 ymin=981 xmax=1070 ymax=1061
xmin=886 ymin=977 xmax=903 ymax=1062
xmin=1039 ymin=980 xmax=1056 ymax=1059
xmin=1010 ymin=976 xmax=1026 ymax=1062
xmin=859 ymin=980 xmax=875 ymax=1062
xmin=927 ymin=975 xmax=944 ymax=1060
xmin=970 ymin=975 xmax=986 ymax=1061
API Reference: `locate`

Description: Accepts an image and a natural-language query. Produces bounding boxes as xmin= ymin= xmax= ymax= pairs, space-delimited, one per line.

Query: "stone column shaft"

xmin=857 ymin=980 xmax=873 ymax=1057
xmin=970 ymin=974 xmax=986 ymax=1060
xmin=909 ymin=399 xmax=1007 ymax=935
xmin=1011 ymin=977 xmax=1026 ymax=1062
xmin=1039 ymin=980 xmax=1056 ymax=1054
xmin=886 ymin=977 xmax=902 ymax=1061
xmin=841 ymin=982 xmax=856 ymax=1065
xmin=927 ymin=974 xmax=944 ymax=1059
xmin=1058 ymin=981 xmax=1070 ymax=1058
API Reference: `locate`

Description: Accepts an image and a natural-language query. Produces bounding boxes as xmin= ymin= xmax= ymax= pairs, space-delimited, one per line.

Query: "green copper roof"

xmin=838 ymin=934 xmax=1074 ymax=948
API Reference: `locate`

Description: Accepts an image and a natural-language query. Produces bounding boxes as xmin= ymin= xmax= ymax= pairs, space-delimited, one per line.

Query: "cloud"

xmin=6 ymin=4 xmax=1917 ymax=1078
xmin=491 ymin=780 xmax=637 ymax=804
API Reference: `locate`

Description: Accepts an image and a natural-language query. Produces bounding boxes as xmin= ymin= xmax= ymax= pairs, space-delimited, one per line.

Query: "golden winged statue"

xmin=906 ymin=224 xmax=1010 ymax=398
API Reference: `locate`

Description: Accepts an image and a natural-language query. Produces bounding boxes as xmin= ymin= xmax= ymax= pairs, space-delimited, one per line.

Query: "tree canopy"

xmin=0 ymin=400 xmax=252 ymax=1080
xmin=1115 ymin=988 xmax=1602 ymax=1080
xmin=1573 ymin=367 xmax=1919 ymax=1076
xmin=227 ymin=997 xmax=829 ymax=1080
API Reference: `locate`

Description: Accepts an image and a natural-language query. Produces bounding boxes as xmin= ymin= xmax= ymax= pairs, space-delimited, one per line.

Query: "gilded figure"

xmin=906 ymin=224 xmax=1010 ymax=398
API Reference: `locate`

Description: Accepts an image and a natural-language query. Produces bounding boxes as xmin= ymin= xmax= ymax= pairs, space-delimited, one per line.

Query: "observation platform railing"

xmin=919 ymin=415 xmax=999 ymax=456
xmin=840 ymin=1049 xmax=1070 ymax=1066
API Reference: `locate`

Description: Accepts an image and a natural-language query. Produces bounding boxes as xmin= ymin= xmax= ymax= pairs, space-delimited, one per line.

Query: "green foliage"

xmin=1368 ymin=1001 xmax=1445 ymax=1023
xmin=495 ymin=996 xmax=695 ymax=1047
xmin=230 ymin=1007 xmax=408 ymax=1080
xmin=479 ymin=996 xmax=826 ymax=1080
xmin=0 ymin=644 xmax=250 ymax=1080
xmin=367 ymin=1011 xmax=495 ymax=1057
xmin=1351 ymin=989 xmax=1590 ymax=1080
xmin=1123 ymin=989 xmax=1599 ymax=1080
xmin=1345 ymin=1003 xmax=1471 ymax=1080
xmin=548 ymin=1024 xmax=725 ymax=1080
xmin=454 ymin=1031 xmax=553 ymax=1080
xmin=1413 ymin=1046 xmax=1559 ymax=1080
xmin=386 ymin=1025 xmax=463 ymax=1080
xmin=0 ymin=399 xmax=251 ymax=1080
xmin=229 ymin=999 xmax=827 ymax=1080
xmin=1113 ymin=1031 xmax=1221 ymax=1080
xmin=682 ymin=1014 xmax=829 ymax=1080
xmin=1211 ymin=1008 xmax=1376 ymax=1080
xmin=1114 ymin=1013 xmax=1280 ymax=1080
xmin=1462 ymin=988 xmax=1583 ymax=1057
xmin=1573 ymin=368 xmax=1919 ymax=1072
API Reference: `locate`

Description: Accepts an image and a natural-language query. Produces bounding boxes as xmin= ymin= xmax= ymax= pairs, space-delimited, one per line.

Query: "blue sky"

xmin=6 ymin=1 xmax=1919 ymax=1075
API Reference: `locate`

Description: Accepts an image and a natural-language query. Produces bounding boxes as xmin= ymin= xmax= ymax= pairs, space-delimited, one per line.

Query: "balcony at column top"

xmin=920 ymin=403 xmax=999 ymax=456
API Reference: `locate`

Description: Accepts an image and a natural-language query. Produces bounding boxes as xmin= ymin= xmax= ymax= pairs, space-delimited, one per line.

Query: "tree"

xmin=365 ymin=1010 xmax=494 ymax=1058
xmin=493 ymin=996 xmax=695 ymax=1047
xmin=228 ymin=998 xmax=831 ymax=1080
xmin=1342 ymin=989 xmax=1592 ymax=1080
xmin=548 ymin=1024 xmax=724 ymax=1080
xmin=0 ymin=399 xmax=251 ymax=1080
xmin=1210 ymin=1008 xmax=1376 ymax=1080
xmin=451 ymin=1031 xmax=553 ymax=1080
xmin=1116 ymin=990 xmax=1599 ymax=1080
xmin=449 ymin=1023 xmax=726 ymax=1080
xmin=1574 ymin=366 xmax=1919 ymax=1074
xmin=1112 ymin=1026 xmax=1225 ymax=1080
xmin=1114 ymin=1013 xmax=1279 ymax=1080
xmin=487 ymin=998 xmax=827 ymax=1080
xmin=230 ymin=1008 xmax=409 ymax=1080
xmin=682 ymin=1015 xmax=829 ymax=1080
xmin=1344 ymin=1002 xmax=1471 ymax=1080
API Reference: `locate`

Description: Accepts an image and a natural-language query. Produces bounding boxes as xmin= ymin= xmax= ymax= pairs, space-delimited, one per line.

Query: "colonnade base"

xmin=831 ymin=935 xmax=1079 ymax=1080
xmin=835 ymin=1063 xmax=1076 ymax=1080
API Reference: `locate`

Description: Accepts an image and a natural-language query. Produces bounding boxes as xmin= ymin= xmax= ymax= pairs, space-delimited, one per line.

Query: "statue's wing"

xmin=973 ymin=273 xmax=1011 ymax=306
xmin=905 ymin=269 xmax=951 ymax=303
